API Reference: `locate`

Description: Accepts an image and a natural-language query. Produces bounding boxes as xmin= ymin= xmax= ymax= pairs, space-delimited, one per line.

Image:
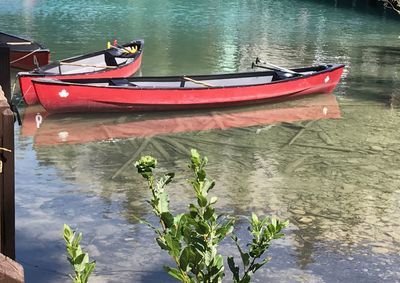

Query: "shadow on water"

xmin=16 ymin=229 xmax=69 ymax=283
xmin=338 ymin=42 xmax=400 ymax=106
xmin=18 ymin=223 xmax=174 ymax=282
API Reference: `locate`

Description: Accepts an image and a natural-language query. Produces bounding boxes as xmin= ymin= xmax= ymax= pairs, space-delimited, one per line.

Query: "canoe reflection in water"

xmin=21 ymin=93 xmax=341 ymax=146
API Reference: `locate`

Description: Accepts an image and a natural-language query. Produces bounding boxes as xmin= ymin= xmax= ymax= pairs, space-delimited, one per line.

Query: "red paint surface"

xmin=33 ymin=65 xmax=344 ymax=113
xmin=19 ymin=51 xmax=143 ymax=105
xmin=10 ymin=50 xmax=50 ymax=70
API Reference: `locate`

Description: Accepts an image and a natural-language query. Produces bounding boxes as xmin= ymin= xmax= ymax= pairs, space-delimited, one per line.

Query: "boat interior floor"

xmin=36 ymin=54 xmax=129 ymax=75
xmin=109 ymin=75 xmax=276 ymax=89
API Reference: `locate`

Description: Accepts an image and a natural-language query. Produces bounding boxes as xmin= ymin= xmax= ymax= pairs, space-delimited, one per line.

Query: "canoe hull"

xmin=18 ymin=40 xmax=143 ymax=105
xmin=0 ymin=31 xmax=50 ymax=70
xmin=10 ymin=49 xmax=50 ymax=70
xmin=34 ymin=64 xmax=344 ymax=113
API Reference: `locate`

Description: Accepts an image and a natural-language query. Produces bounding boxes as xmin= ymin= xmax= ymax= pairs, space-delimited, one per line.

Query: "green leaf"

xmin=197 ymin=169 xmax=206 ymax=181
xmin=73 ymin=253 xmax=88 ymax=273
xmin=179 ymin=247 xmax=191 ymax=271
xmin=204 ymin=251 xmax=212 ymax=266
xmin=63 ymin=224 xmax=73 ymax=241
xmin=227 ymin=256 xmax=240 ymax=282
xmin=232 ymin=234 xmax=250 ymax=267
xmin=209 ymin=196 xmax=218 ymax=205
xmin=72 ymin=232 xmax=82 ymax=247
xmin=280 ymin=220 xmax=290 ymax=228
xmin=81 ymin=261 xmax=96 ymax=283
xmin=164 ymin=266 xmax=187 ymax=282
xmin=273 ymin=232 xmax=285 ymax=239
xmin=195 ymin=222 xmax=210 ymax=235
xmin=202 ymin=156 xmax=208 ymax=166
xmin=267 ymin=223 xmax=276 ymax=234
xmin=156 ymin=237 xmax=168 ymax=250
xmin=215 ymin=219 xmax=234 ymax=240
xmin=204 ymin=206 xmax=215 ymax=220
xmin=164 ymin=234 xmax=181 ymax=258
xmin=214 ymin=254 xmax=224 ymax=269
xmin=202 ymin=179 xmax=215 ymax=193
xmin=240 ymin=274 xmax=251 ymax=283
xmin=239 ymin=251 xmax=250 ymax=268
xmin=131 ymin=215 xmax=159 ymax=233
xmin=197 ymin=195 xmax=208 ymax=207
xmin=174 ymin=213 xmax=185 ymax=225
xmin=250 ymin=258 xmax=270 ymax=273
xmin=157 ymin=190 xmax=170 ymax=214
xmin=157 ymin=173 xmax=175 ymax=189
xmin=190 ymin=149 xmax=201 ymax=167
xmin=190 ymin=237 xmax=206 ymax=253
xmin=251 ymin=213 xmax=259 ymax=225
xmin=161 ymin=212 xmax=175 ymax=229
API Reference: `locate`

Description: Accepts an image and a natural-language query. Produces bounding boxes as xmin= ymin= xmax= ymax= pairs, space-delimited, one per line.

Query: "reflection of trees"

xmin=349 ymin=45 xmax=400 ymax=105
xmin=381 ymin=0 xmax=400 ymax=14
xmin=305 ymin=0 xmax=399 ymax=15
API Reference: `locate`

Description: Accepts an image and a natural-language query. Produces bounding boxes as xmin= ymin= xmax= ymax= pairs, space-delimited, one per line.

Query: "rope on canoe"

xmin=10 ymin=48 xmax=42 ymax=64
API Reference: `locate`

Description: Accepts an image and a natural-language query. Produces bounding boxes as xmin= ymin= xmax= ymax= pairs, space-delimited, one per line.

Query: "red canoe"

xmin=18 ymin=39 xmax=144 ymax=105
xmin=21 ymin=93 xmax=341 ymax=146
xmin=32 ymin=63 xmax=344 ymax=113
xmin=0 ymin=31 xmax=50 ymax=70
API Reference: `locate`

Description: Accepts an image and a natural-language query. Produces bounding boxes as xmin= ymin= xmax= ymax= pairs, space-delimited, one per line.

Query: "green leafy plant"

xmin=228 ymin=213 xmax=287 ymax=283
xmin=135 ymin=149 xmax=288 ymax=283
xmin=63 ymin=224 xmax=96 ymax=283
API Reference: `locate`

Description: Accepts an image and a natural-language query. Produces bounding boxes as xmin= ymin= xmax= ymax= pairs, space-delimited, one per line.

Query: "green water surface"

xmin=1 ymin=0 xmax=400 ymax=282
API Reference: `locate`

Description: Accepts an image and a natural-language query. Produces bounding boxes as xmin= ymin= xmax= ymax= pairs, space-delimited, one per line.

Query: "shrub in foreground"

xmin=135 ymin=149 xmax=288 ymax=283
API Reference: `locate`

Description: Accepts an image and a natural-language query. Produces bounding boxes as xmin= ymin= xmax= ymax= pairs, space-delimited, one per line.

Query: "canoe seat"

xmin=104 ymin=51 xmax=118 ymax=66
xmin=110 ymin=79 xmax=137 ymax=87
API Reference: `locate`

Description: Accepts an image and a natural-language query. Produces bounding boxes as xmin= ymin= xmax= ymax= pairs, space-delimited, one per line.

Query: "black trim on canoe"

xmin=0 ymin=31 xmax=48 ymax=52
xmin=32 ymin=64 xmax=344 ymax=90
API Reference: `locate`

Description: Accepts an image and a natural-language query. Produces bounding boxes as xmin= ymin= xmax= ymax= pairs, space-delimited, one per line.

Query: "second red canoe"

xmin=18 ymin=39 xmax=144 ymax=105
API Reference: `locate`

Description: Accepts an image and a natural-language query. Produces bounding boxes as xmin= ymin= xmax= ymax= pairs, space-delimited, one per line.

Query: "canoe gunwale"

xmin=32 ymin=63 xmax=345 ymax=113
xmin=0 ymin=31 xmax=47 ymax=51
xmin=18 ymin=39 xmax=144 ymax=78
xmin=33 ymin=64 xmax=344 ymax=91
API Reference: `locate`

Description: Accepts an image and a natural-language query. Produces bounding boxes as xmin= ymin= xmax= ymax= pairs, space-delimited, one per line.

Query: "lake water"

xmin=1 ymin=0 xmax=400 ymax=282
